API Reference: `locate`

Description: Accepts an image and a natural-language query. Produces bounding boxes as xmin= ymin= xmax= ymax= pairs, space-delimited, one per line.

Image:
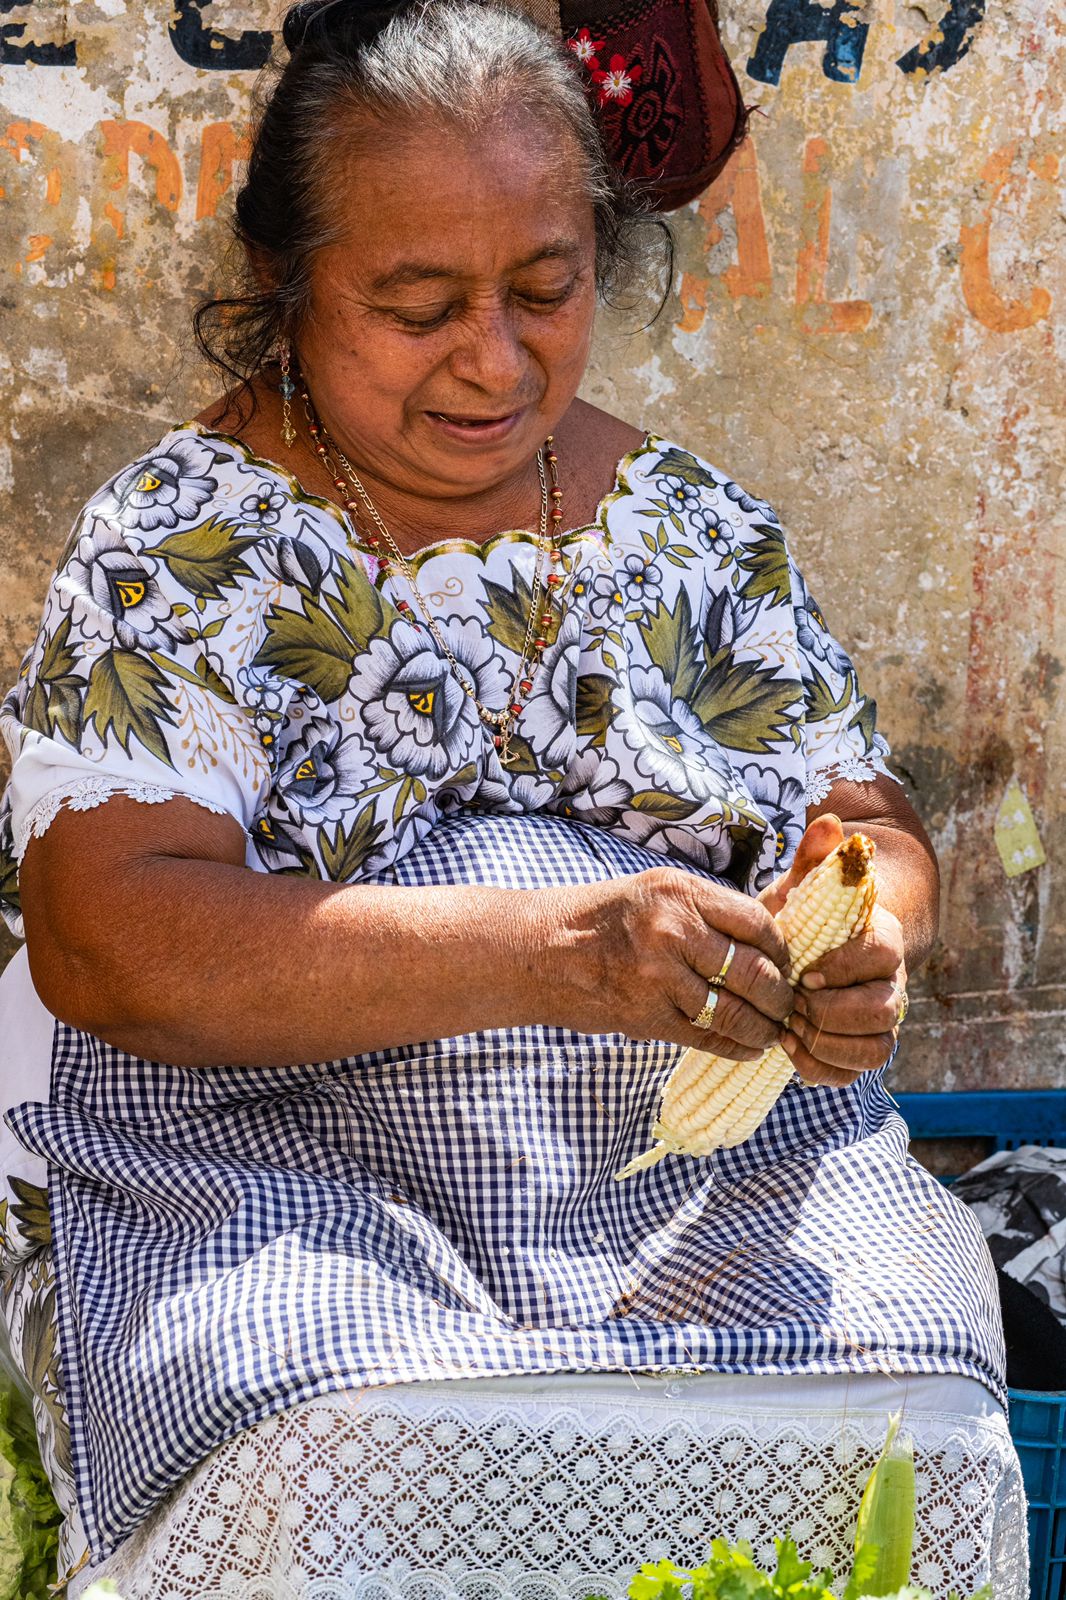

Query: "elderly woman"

xmin=0 ymin=0 xmax=1024 ymax=1595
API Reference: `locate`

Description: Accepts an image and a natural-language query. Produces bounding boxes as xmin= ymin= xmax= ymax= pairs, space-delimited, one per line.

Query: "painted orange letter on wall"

xmin=678 ymin=142 xmax=772 ymax=333
xmin=196 ymin=122 xmax=251 ymax=221
xmin=1 ymin=120 xmax=65 ymax=268
xmin=95 ymin=120 xmax=183 ymax=288
xmin=959 ymin=143 xmax=1055 ymax=333
xmin=794 ymin=137 xmax=872 ymax=335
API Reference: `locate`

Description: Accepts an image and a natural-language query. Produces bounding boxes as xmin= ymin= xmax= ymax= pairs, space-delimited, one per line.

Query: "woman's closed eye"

xmin=512 ymin=278 xmax=577 ymax=311
xmin=385 ymin=280 xmax=578 ymax=332
xmin=387 ymin=301 xmax=455 ymax=331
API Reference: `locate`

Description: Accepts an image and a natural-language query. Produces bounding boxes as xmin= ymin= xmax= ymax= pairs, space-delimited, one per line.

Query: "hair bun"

xmin=281 ymin=0 xmax=413 ymax=55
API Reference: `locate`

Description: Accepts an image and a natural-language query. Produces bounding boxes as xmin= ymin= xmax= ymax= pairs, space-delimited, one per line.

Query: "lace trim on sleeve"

xmin=13 ymin=778 xmax=231 ymax=862
xmin=804 ymin=753 xmax=901 ymax=807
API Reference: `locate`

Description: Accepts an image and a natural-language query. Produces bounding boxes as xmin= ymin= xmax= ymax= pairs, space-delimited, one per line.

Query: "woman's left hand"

xmin=783 ymin=902 xmax=906 ymax=1087
xmin=760 ymin=814 xmax=907 ymax=1089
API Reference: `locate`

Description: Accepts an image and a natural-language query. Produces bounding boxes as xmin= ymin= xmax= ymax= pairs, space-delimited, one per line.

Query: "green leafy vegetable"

xmin=592 ymin=1541 xmax=987 ymax=1600
xmin=0 ymin=1374 xmax=61 ymax=1600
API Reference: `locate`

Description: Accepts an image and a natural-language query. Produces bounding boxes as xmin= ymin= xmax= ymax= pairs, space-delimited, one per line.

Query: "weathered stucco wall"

xmin=1 ymin=0 xmax=1063 ymax=1087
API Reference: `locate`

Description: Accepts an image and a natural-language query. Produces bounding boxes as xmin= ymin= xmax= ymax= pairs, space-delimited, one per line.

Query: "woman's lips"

xmin=425 ymin=409 xmax=525 ymax=444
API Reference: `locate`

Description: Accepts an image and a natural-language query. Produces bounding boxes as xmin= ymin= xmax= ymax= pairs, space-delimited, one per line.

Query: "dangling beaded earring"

xmin=278 ymin=341 xmax=296 ymax=448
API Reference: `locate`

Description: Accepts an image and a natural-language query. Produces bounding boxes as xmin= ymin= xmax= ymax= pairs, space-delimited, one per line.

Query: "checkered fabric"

xmin=7 ymin=811 xmax=1005 ymax=1561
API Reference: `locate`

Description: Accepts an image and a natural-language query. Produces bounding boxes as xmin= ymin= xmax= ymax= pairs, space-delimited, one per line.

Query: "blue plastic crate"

xmin=896 ymin=1090 xmax=1066 ymax=1600
xmin=1008 ymin=1389 xmax=1066 ymax=1600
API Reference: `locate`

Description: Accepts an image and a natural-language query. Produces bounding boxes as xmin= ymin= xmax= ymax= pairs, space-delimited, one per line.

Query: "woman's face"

xmin=294 ymin=107 xmax=599 ymax=503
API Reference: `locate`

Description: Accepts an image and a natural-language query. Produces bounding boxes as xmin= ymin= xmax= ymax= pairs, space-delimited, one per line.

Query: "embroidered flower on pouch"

xmin=567 ymin=25 xmax=604 ymax=64
xmin=59 ymin=520 xmax=192 ymax=651
xmin=100 ymin=435 xmax=217 ymax=533
xmin=592 ymin=53 xmax=643 ymax=106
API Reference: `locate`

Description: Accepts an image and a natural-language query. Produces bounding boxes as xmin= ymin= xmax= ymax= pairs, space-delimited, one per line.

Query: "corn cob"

xmin=614 ymin=832 xmax=878 ymax=1180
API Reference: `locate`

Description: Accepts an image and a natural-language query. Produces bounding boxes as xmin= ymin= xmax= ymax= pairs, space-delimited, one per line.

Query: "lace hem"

xmin=804 ymin=755 xmax=901 ymax=807
xmin=12 ymin=779 xmax=230 ymax=861
xmin=75 ymin=1384 xmax=1028 ymax=1600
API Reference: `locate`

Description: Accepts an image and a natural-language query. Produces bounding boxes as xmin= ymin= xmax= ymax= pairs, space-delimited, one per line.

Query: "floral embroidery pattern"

xmin=58 ymin=524 xmax=192 ymax=654
xmin=566 ymin=25 xmax=604 ymax=64
xmin=592 ymin=51 xmax=643 ymax=106
xmin=566 ymin=26 xmax=684 ymax=177
xmin=98 ymin=434 xmax=217 ymax=534
xmin=0 ymin=427 xmax=893 ymax=939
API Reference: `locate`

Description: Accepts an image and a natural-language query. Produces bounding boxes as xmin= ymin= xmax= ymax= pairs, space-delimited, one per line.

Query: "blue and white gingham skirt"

xmin=6 ymin=810 xmax=1005 ymax=1561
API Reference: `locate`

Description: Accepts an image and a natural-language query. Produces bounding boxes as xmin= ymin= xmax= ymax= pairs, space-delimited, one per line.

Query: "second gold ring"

xmin=709 ymin=939 xmax=736 ymax=989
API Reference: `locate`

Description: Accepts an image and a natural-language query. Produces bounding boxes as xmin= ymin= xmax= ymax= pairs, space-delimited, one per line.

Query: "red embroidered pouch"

xmin=558 ymin=0 xmax=748 ymax=209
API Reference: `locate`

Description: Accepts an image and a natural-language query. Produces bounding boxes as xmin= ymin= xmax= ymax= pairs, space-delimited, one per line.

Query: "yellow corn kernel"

xmin=615 ymin=834 xmax=877 ymax=1179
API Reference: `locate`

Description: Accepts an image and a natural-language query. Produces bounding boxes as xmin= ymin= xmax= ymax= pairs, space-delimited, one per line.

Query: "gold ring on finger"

xmin=708 ymin=939 xmax=736 ymax=989
xmin=896 ymin=988 xmax=910 ymax=1026
xmin=692 ymin=986 xmax=720 ymax=1029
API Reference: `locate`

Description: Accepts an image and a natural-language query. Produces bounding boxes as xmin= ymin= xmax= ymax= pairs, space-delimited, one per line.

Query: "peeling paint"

xmin=0 ymin=1 xmax=1064 ymax=1088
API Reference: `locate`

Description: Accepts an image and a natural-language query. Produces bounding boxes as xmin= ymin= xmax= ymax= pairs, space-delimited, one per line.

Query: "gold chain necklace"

xmin=298 ymin=383 xmax=567 ymax=765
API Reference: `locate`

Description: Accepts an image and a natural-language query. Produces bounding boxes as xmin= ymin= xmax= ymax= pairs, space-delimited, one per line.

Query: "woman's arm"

xmin=766 ymin=775 xmax=939 ymax=1087
xmin=20 ymin=796 xmax=795 ymax=1069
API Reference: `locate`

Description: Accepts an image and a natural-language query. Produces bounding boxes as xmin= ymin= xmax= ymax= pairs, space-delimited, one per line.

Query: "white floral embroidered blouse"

xmin=0 ymin=424 xmax=893 ymax=935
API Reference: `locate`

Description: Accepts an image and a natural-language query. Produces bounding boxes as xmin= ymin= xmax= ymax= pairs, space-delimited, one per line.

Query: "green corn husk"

xmin=845 ymin=1412 xmax=916 ymax=1600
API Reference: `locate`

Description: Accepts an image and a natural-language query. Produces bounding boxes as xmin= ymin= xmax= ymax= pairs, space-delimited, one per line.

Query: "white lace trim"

xmin=73 ymin=1384 xmax=1027 ymax=1600
xmin=13 ymin=779 xmax=230 ymax=861
xmin=804 ymin=755 xmax=901 ymax=807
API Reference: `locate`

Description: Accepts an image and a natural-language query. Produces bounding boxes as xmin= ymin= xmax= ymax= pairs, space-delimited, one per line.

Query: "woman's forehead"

xmin=319 ymin=110 xmax=596 ymax=281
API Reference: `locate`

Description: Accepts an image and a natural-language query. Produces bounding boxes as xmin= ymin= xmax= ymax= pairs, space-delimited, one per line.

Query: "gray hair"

xmin=195 ymin=0 xmax=671 ymax=398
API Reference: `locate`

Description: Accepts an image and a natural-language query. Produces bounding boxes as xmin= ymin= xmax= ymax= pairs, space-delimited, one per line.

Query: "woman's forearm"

xmin=63 ymin=857 xmax=549 ymax=1068
xmin=21 ymin=799 xmax=551 ymax=1067
xmin=21 ymin=795 xmax=796 ymax=1070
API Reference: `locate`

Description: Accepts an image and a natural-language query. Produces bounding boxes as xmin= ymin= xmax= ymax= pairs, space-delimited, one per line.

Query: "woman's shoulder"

xmin=567 ymin=399 xmax=646 ymax=465
xmin=569 ymin=403 xmax=775 ymax=515
xmin=71 ymin=423 xmax=345 ymax=557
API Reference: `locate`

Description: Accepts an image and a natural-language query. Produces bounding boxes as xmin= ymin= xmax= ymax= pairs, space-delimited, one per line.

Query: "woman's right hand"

xmin=538 ymin=867 xmax=794 ymax=1056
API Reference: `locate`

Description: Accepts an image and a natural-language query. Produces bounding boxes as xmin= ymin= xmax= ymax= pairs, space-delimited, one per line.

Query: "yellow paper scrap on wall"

xmin=994 ymin=780 xmax=1047 ymax=878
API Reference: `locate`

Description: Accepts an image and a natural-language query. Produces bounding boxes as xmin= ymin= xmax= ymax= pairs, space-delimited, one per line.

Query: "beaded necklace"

xmin=299 ymin=383 xmax=567 ymax=765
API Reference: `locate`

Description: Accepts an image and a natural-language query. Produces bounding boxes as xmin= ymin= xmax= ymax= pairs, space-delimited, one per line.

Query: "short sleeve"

xmin=790 ymin=560 xmax=898 ymax=807
xmin=0 ymin=443 xmax=274 ymax=937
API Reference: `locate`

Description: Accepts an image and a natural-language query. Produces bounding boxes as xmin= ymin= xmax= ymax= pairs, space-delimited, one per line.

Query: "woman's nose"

xmin=447 ymin=304 xmax=527 ymax=394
